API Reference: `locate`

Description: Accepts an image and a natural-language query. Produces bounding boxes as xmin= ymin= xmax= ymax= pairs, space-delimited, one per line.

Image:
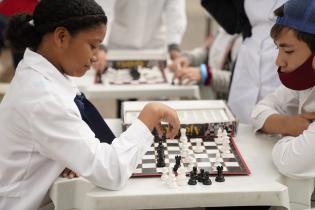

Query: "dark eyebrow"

xmin=278 ymin=43 xmax=294 ymax=48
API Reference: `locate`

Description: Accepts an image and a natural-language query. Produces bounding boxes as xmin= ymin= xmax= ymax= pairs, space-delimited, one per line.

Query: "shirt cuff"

xmin=251 ymin=108 xmax=278 ymax=133
xmin=124 ymin=119 xmax=154 ymax=151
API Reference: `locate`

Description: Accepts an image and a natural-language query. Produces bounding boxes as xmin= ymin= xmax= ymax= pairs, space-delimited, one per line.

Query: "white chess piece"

xmin=161 ymin=167 xmax=169 ymax=183
xmin=180 ymin=128 xmax=188 ymax=143
xmin=194 ymin=139 xmax=203 ymax=153
xmin=167 ymin=173 xmax=178 ymax=188
xmin=176 ymin=167 xmax=187 ymax=186
xmin=214 ymin=152 xmax=221 ymax=167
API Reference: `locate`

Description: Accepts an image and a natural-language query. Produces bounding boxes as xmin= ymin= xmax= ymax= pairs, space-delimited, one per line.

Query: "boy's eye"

xmin=90 ymin=44 xmax=97 ymax=49
xmin=285 ymin=50 xmax=294 ymax=54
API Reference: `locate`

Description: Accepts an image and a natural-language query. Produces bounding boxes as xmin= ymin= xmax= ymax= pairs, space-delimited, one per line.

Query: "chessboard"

xmin=105 ymin=66 xmax=167 ymax=85
xmin=132 ymin=125 xmax=250 ymax=177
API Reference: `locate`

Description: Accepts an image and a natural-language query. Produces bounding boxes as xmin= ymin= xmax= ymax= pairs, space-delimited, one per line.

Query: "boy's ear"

xmin=312 ymin=55 xmax=315 ymax=70
xmin=53 ymin=27 xmax=71 ymax=49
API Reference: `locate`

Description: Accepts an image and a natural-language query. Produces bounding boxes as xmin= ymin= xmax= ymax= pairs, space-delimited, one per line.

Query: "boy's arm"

xmin=262 ymin=113 xmax=310 ymax=136
xmin=272 ymin=122 xmax=315 ymax=178
xmin=251 ymin=85 xmax=299 ymax=134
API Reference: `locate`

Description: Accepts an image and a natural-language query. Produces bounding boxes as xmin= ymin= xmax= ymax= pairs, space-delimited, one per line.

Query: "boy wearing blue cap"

xmin=252 ymin=0 xmax=315 ymax=178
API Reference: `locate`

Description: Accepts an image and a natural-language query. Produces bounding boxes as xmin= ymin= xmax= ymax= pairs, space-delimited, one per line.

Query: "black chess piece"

xmin=130 ymin=67 xmax=140 ymax=80
xmin=192 ymin=166 xmax=198 ymax=176
xmin=173 ymin=155 xmax=181 ymax=172
xmin=94 ymin=71 xmax=103 ymax=84
xmin=156 ymin=147 xmax=165 ymax=167
xmin=203 ymin=171 xmax=212 ymax=185
xmin=197 ymin=168 xmax=205 ymax=182
xmin=215 ymin=165 xmax=225 ymax=182
xmin=157 ymin=138 xmax=164 ymax=150
xmin=188 ymin=171 xmax=197 ymax=185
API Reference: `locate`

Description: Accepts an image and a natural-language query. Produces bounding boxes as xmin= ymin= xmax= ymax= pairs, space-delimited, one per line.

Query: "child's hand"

xmin=168 ymin=56 xmax=189 ymax=73
xmin=174 ymin=67 xmax=201 ymax=84
xmin=138 ymin=102 xmax=180 ymax=139
xmin=61 ymin=168 xmax=79 ymax=179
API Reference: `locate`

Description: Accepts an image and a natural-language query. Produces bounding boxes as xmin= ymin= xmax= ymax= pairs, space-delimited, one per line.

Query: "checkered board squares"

xmin=132 ymin=135 xmax=250 ymax=177
xmin=106 ymin=67 xmax=167 ymax=85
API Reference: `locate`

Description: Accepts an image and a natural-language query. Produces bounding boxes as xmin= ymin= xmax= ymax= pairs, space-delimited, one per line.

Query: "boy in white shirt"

xmin=252 ymin=0 xmax=315 ymax=178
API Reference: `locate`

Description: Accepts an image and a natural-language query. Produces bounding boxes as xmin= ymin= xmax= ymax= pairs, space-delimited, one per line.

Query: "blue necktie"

xmin=74 ymin=93 xmax=115 ymax=144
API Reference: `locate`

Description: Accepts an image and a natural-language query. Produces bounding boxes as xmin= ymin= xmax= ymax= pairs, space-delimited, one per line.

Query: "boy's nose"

xmin=275 ymin=54 xmax=286 ymax=68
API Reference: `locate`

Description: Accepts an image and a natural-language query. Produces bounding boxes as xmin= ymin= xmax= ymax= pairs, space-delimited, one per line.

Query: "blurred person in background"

xmin=95 ymin=0 xmax=187 ymax=60
xmin=0 ymin=0 xmax=38 ymax=69
xmin=201 ymin=0 xmax=287 ymax=124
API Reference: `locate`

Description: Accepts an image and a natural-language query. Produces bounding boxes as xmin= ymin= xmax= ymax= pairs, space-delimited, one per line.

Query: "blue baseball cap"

xmin=276 ymin=0 xmax=315 ymax=35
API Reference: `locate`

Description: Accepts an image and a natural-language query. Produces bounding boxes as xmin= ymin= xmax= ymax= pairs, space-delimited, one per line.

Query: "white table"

xmin=49 ymin=120 xmax=314 ymax=210
xmin=71 ymin=71 xmax=200 ymax=100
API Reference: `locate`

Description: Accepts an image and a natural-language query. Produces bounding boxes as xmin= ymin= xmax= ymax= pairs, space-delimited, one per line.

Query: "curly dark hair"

xmin=5 ymin=0 xmax=107 ymax=52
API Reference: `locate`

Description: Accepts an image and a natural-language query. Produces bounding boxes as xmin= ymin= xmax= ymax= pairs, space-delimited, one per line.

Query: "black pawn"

xmin=215 ymin=165 xmax=225 ymax=182
xmin=197 ymin=168 xmax=205 ymax=182
xmin=192 ymin=166 xmax=198 ymax=176
xmin=188 ymin=171 xmax=197 ymax=185
xmin=203 ymin=171 xmax=212 ymax=185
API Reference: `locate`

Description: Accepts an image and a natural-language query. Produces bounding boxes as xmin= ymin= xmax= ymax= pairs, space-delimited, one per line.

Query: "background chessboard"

xmin=132 ymin=126 xmax=249 ymax=177
xmin=101 ymin=67 xmax=167 ymax=85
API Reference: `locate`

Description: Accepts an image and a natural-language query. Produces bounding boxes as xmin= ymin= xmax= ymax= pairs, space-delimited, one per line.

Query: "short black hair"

xmin=271 ymin=5 xmax=315 ymax=52
xmin=6 ymin=0 xmax=107 ymax=52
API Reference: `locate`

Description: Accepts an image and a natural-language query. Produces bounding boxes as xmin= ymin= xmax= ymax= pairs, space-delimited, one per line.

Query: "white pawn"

xmin=180 ymin=128 xmax=188 ymax=143
xmin=222 ymin=129 xmax=228 ymax=137
xmin=176 ymin=167 xmax=187 ymax=186
xmin=214 ymin=152 xmax=221 ymax=167
xmin=217 ymin=127 xmax=223 ymax=137
xmin=194 ymin=139 xmax=203 ymax=153
xmin=167 ymin=173 xmax=178 ymax=188
xmin=161 ymin=167 xmax=169 ymax=183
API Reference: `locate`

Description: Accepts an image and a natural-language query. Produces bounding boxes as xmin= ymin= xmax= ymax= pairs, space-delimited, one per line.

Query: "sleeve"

xmin=30 ymin=94 xmax=153 ymax=190
xmin=181 ymin=47 xmax=208 ymax=66
xmin=251 ymin=85 xmax=300 ymax=133
xmin=210 ymin=68 xmax=231 ymax=94
xmin=272 ymin=122 xmax=315 ymax=178
xmin=164 ymin=0 xmax=187 ymax=45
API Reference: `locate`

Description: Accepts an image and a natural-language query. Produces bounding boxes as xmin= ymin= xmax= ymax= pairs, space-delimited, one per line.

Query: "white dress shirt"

xmin=228 ymin=0 xmax=287 ymax=124
xmin=0 ymin=49 xmax=154 ymax=210
xmin=251 ymin=84 xmax=315 ymax=179
xmin=96 ymin=0 xmax=187 ymax=50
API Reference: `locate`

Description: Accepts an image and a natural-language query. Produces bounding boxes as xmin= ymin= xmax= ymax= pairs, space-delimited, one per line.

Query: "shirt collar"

xmin=22 ymin=48 xmax=79 ymax=99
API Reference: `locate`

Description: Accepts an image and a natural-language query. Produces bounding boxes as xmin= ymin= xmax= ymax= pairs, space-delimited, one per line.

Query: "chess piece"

xmin=180 ymin=128 xmax=188 ymax=143
xmin=161 ymin=167 xmax=169 ymax=183
xmin=192 ymin=166 xmax=198 ymax=176
xmin=173 ymin=155 xmax=181 ymax=172
xmin=156 ymin=146 xmax=166 ymax=167
xmin=94 ymin=71 xmax=103 ymax=84
xmin=194 ymin=139 xmax=203 ymax=153
xmin=167 ymin=173 xmax=178 ymax=188
xmin=197 ymin=168 xmax=205 ymax=182
xmin=203 ymin=171 xmax=212 ymax=185
xmin=188 ymin=171 xmax=197 ymax=185
xmin=215 ymin=165 xmax=225 ymax=182
xmin=214 ymin=152 xmax=222 ymax=168
xmin=176 ymin=167 xmax=187 ymax=186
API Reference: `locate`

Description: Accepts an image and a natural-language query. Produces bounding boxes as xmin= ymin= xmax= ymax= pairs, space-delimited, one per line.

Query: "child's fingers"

xmin=155 ymin=122 xmax=164 ymax=138
xmin=62 ymin=168 xmax=70 ymax=177
xmin=301 ymin=112 xmax=315 ymax=121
